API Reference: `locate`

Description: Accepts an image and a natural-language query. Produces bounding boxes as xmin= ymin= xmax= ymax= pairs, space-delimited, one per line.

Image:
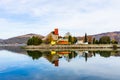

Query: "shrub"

xmin=27 ymin=36 xmax=42 ymax=45
xmin=113 ymin=44 xmax=117 ymax=50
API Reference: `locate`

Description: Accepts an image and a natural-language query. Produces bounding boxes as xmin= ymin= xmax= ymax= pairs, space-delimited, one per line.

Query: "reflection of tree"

xmin=26 ymin=50 xmax=116 ymax=65
xmin=113 ymin=51 xmax=120 ymax=56
xmin=99 ymin=51 xmax=111 ymax=58
xmin=27 ymin=51 xmax=42 ymax=60
xmin=85 ymin=53 xmax=87 ymax=62
xmin=68 ymin=51 xmax=78 ymax=59
xmin=82 ymin=51 xmax=96 ymax=62
xmin=93 ymin=52 xmax=96 ymax=57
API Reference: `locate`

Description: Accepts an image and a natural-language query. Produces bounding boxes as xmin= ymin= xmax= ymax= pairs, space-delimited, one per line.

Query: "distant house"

xmin=57 ymin=38 xmax=69 ymax=45
xmin=76 ymin=40 xmax=84 ymax=44
xmin=76 ymin=40 xmax=89 ymax=44
xmin=56 ymin=32 xmax=72 ymax=45
xmin=50 ymin=30 xmax=70 ymax=45
xmin=84 ymin=42 xmax=88 ymax=44
xmin=51 ymin=28 xmax=59 ymax=40
xmin=50 ymin=28 xmax=59 ymax=45
xmin=51 ymin=41 xmax=56 ymax=45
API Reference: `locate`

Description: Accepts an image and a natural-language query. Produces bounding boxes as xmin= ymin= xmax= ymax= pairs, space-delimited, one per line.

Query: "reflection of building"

xmin=53 ymin=60 xmax=59 ymax=67
xmin=58 ymin=51 xmax=71 ymax=54
xmin=44 ymin=53 xmax=59 ymax=67
xmin=45 ymin=51 xmax=78 ymax=66
xmin=58 ymin=51 xmax=77 ymax=62
xmin=27 ymin=50 xmax=98 ymax=67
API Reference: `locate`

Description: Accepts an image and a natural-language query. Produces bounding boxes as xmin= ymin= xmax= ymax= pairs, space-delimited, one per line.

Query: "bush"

xmin=27 ymin=36 xmax=42 ymax=45
xmin=99 ymin=36 xmax=111 ymax=44
xmin=113 ymin=44 xmax=117 ymax=50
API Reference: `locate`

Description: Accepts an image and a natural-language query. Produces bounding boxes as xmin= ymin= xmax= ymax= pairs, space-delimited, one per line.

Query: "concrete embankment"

xmin=25 ymin=44 xmax=120 ymax=51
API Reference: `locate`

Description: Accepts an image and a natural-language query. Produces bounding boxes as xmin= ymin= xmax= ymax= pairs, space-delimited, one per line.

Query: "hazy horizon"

xmin=0 ymin=0 xmax=120 ymax=39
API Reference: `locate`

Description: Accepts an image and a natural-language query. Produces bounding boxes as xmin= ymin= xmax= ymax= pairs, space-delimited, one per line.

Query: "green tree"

xmin=99 ymin=36 xmax=111 ymax=44
xmin=68 ymin=35 xmax=72 ymax=43
xmin=93 ymin=38 xmax=96 ymax=44
xmin=27 ymin=51 xmax=42 ymax=60
xmin=113 ymin=44 xmax=117 ymax=50
xmin=84 ymin=33 xmax=88 ymax=43
xmin=27 ymin=36 xmax=42 ymax=45
xmin=99 ymin=51 xmax=111 ymax=58
xmin=95 ymin=40 xmax=99 ymax=44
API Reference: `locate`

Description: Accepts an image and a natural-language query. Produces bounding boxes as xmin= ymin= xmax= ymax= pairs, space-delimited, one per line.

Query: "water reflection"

xmin=1 ymin=47 xmax=120 ymax=80
xmin=27 ymin=50 xmax=120 ymax=67
xmin=0 ymin=46 xmax=27 ymax=54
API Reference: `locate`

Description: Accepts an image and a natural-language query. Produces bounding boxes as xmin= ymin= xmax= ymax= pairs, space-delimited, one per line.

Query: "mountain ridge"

xmin=0 ymin=31 xmax=120 ymax=44
xmin=92 ymin=31 xmax=120 ymax=43
xmin=77 ymin=31 xmax=120 ymax=44
xmin=0 ymin=33 xmax=44 ymax=44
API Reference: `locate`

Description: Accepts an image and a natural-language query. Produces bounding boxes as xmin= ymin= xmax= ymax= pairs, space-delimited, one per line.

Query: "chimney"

xmin=54 ymin=28 xmax=58 ymax=35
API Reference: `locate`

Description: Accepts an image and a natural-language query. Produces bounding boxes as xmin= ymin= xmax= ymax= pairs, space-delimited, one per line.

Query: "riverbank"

xmin=25 ymin=44 xmax=120 ymax=51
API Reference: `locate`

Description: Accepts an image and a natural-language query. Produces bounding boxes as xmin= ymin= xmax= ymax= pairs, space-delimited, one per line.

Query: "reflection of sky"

xmin=0 ymin=51 xmax=120 ymax=80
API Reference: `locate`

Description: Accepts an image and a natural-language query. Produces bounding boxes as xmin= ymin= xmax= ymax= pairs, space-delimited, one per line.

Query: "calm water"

xmin=0 ymin=47 xmax=120 ymax=80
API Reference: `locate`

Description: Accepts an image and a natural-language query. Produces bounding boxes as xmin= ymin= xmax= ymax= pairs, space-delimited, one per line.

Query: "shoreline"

xmin=24 ymin=44 xmax=120 ymax=51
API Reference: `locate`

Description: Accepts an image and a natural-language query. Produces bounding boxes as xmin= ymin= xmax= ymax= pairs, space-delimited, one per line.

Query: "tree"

xmin=93 ymin=38 xmax=96 ymax=44
xmin=44 ymin=35 xmax=53 ymax=44
xmin=111 ymin=39 xmax=118 ymax=44
xmin=84 ymin=33 xmax=88 ymax=43
xmin=99 ymin=51 xmax=111 ymax=58
xmin=95 ymin=40 xmax=99 ymax=44
xmin=99 ymin=36 xmax=111 ymax=44
xmin=71 ymin=37 xmax=78 ymax=44
xmin=27 ymin=51 xmax=42 ymax=60
xmin=27 ymin=36 xmax=42 ymax=45
xmin=68 ymin=35 xmax=72 ymax=43
xmin=113 ymin=44 xmax=117 ymax=50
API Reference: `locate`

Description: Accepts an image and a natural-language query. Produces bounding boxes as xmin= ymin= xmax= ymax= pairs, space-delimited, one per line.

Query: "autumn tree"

xmin=71 ymin=37 xmax=78 ymax=44
xmin=111 ymin=39 xmax=118 ymax=44
xmin=44 ymin=35 xmax=53 ymax=44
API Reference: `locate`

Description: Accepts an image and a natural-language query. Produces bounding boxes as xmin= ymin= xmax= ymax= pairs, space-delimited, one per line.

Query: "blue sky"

xmin=0 ymin=0 xmax=120 ymax=39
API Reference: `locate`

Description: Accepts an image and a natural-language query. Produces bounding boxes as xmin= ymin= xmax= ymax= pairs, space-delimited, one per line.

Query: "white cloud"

xmin=0 ymin=0 xmax=120 ymax=38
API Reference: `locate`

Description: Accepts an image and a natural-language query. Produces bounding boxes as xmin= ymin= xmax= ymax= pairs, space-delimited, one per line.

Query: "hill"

xmin=93 ymin=31 xmax=120 ymax=43
xmin=0 ymin=31 xmax=120 ymax=44
xmin=2 ymin=33 xmax=44 ymax=44
xmin=77 ymin=31 xmax=120 ymax=44
xmin=0 ymin=39 xmax=3 ymax=42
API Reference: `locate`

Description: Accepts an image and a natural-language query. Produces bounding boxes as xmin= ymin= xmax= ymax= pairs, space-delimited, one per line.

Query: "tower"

xmin=54 ymin=28 xmax=58 ymax=35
